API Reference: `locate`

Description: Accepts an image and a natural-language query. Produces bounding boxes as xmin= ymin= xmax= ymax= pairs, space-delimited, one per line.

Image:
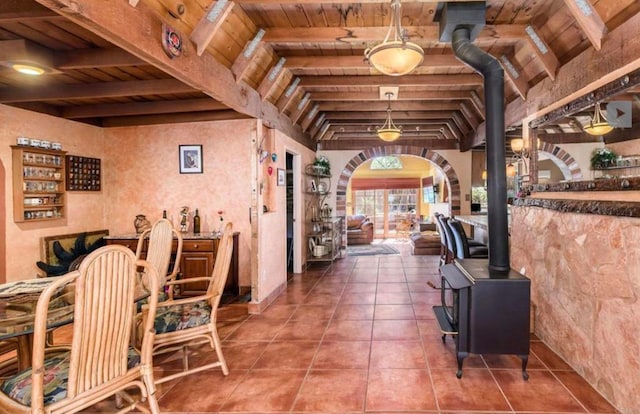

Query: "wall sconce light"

xmin=506 ymin=163 xmax=517 ymax=177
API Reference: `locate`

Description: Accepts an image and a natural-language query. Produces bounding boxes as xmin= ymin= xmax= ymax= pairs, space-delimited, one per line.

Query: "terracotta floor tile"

xmin=374 ymin=304 xmax=416 ymax=319
xmin=412 ymin=302 xmax=437 ymax=319
xmin=313 ymin=341 xmax=371 ymax=369
xmin=253 ymin=340 xmax=319 ymax=369
xmin=343 ymin=283 xmax=378 ymax=293
xmin=290 ymin=304 xmax=336 ymax=320
xmin=430 ymin=368 xmax=510 ymax=412
xmin=377 ymin=273 xmax=407 ymax=283
xmin=422 ymin=338 xmax=486 ymax=370
xmin=218 ymin=341 xmax=269 ymax=370
xmin=554 ymin=371 xmax=618 ymax=413
xmin=375 ymin=282 xmax=408 ymax=292
xmin=370 ymin=340 xmax=426 ymax=368
xmin=338 ymin=292 xmax=377 ymax=305
xmin=493 ymin=370 xmax=586 ymax=412
xmin=159 ymin=368 xmax=247 ymax=412
xmin=303 ymin=292 xmax=342 ymax=306
xmin=372 ymin=319 xmax=420 ymax=340
xmin=248 ymin=304 xmax=297 ymax=320
xmin=375 ymin=291 xmax=413 ymax=304
xmin=530 ymin=341 xmax=574 ymax=370
xmin=332 ymin=304 xmax=375 ymax=320
xmin=293 ymin=369 xmax=368 ymax=412
xmin=365 ymin=368 xmax=437 ymax=411
xmin=324 ymin=319 xmax=373 ymax=341
xmin=275 ymin=318 xmax=329 ymax=341
xmin=483 ymin=352 xmax=546 ymax=371
xmin=349 ymin=272 xmax=379 ymax=283
xmin=220 ymin=369 xmax=306 ymax=412
xmin=226 ymin=318 xmax=287 ymax=341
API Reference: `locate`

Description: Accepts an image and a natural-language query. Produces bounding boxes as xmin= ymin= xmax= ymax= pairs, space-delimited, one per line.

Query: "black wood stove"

xmin=433 ymin=258 xmax=531 ymax=379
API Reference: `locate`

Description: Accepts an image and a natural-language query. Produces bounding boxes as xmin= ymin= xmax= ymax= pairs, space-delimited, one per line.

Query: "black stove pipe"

xmin=452 ymin=26 xmax=510 ymax=272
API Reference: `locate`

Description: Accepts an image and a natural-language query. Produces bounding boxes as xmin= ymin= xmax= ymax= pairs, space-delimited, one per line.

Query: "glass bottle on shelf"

xmin=193 ymin=209 xmax=201 ymax=234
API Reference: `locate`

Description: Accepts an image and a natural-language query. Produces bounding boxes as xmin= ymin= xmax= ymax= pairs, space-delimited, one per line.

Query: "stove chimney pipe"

xmin=451 ymin=26 xmax=510 ymax=272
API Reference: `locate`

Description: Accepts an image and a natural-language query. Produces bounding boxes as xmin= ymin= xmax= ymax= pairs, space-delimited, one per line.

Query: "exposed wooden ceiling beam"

xmin=263 ymin=25 xmax=525 ymax=44
xmin=562 ymin=0 xmax=607 ymax=51
xmin=318 ymin=139 xmax=459 ymax=151
xmin=0 ymin=79 xmax=196 ymax=103
xmin=603 ymin=123 xmax=640 ymax=144
xmin=321 ymin=111 xmax=457 ymax=120
xmin=310 ymin=91 xmax=474 ymax=101
xmin=62 ymin=98 xmax=227 ymax=119
xmin=537 ymin=132 xmax=602 ymax=144
xmin=523 ymin=25 xmax=559 ymax=81
xmin=0 ymin=0 xmax=62 ymax=22
xmin=101 ymin=110 xmax=251 ymax=127
xmin=55 ymin=48 xmax=146 ymax=69
xmin=284 ymin=54 xmax=464 ymax=70
xmin=300 ymin=74 xmax=483 ymax=88
xmin=190 ymin=0 xmax=236 ymax=56
xmin=35 ymin=0 xmax=312 ymax=147
xmin=499 ymin=54 xmax=529 ymax=100
xmin=318 ymin=101 xmax=461 ymax=112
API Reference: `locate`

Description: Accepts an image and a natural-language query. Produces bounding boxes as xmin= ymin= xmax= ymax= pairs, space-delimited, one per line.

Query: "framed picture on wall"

xmin=179 ymin=145 xmax=203 ymax=174
xmin=277 ymin=168 xmax=286 ymax=186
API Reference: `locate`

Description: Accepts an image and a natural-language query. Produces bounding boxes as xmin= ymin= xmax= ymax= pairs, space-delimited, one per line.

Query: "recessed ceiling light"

xmin=12 ymin=63 xmax=45 ymax=76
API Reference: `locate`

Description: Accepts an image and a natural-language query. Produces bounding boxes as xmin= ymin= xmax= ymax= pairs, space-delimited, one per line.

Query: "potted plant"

xmin=313 ymin=156 xmax=331 ymax=175
xmin=590 ymin=147 xmax=618 ymax=169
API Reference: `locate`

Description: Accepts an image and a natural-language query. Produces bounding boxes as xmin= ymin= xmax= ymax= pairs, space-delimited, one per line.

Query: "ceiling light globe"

xmin=12 ymin=64 xmax=45 ymax=76
xmin=377 ymin=128 xmax=402 ymax=142
xmin=583 ymin=122 xmax=614 ymax=136
xmin=510 ymin=138 xmax=524 ymax=153
xmin=366 ymin=41 xmax=424 ymax=76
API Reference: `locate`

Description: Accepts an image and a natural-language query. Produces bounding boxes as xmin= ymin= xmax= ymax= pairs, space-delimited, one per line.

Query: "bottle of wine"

xmin=193 ymin=209 xmax=201 ymax=234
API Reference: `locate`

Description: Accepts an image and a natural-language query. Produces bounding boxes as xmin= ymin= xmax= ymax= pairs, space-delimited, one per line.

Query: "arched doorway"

xmin=334 ymin=146 xmax=462 ymax=224
xmin=537 ymin=142 xmax=584 ymax=181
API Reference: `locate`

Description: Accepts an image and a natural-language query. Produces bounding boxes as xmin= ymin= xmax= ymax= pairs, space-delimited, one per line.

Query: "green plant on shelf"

xmin=313 ymin=156 xmax=330 ymax=176
xmin=590 ymin=147 xmax=617 ymax=169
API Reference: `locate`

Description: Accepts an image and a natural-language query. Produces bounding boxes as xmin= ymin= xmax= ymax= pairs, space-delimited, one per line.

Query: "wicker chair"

xmin=147 ymin=222 xmax=234 ymax=385
xmin=136 ymin=218 xmax=183 ymax=291
xmin=0 ymin=245 xmax=161 ymax=414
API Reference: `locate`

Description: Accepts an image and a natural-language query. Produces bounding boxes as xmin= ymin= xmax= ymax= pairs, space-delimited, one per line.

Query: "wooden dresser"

xmin=106 ymin=232 xmax=239 ymax=296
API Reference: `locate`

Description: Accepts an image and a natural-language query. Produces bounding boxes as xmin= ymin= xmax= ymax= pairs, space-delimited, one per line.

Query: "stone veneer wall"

xmin=510 ymin=205 xmax=640 ymax=414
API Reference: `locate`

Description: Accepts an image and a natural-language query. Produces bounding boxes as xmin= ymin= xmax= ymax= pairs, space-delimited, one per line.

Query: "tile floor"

xmin=83 ymin=244 xmax=618 ymax=413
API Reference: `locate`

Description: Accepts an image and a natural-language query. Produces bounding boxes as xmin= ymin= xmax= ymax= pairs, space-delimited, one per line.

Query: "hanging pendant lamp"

xmin=364 ymin=0 xmax=424 ymax=76
xmin=583 ymin=102 xmax=614 ymax=136
xmin=377 ymin=92 xmax=402 ymax=142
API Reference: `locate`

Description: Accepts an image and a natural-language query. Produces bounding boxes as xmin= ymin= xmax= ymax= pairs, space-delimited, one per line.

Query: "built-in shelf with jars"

xmin=12 ymin=145 xmax=66 ymax=222
xmin=591 ymin=154 xmax=640 ymax=179
xmin=305 ymin=163 xmax=342 ymax=266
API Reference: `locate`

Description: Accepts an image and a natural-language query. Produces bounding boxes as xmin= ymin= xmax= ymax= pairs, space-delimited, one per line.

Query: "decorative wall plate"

xmin=162 ymin=23 xmax=183 ymax=58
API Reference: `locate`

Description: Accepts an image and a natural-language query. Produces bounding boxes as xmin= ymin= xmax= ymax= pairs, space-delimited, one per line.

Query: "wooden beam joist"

xmin=310 ymin=90 xmax=474 ymax=101
xmin=284 ymin=54 xmax=464 ymax=70
xmin=318 ymin=101 xmax=461 ymax=112
xmin=190 ymin=0 xmax=236 ymax=56
xmin=263 ymin=25 xmax=525 ymax=44
xmin=55 ymin=48 xmax=145 ymax=69
xmin=523 ymin=25 xmax=559 ymax=81
xmin=300 ymin=74 xmax=483 ymax=88
xmin=499 ymin=54 xmax=529 ymax=100
xmin=537 ymin=131 xmax=602 ymax=144
xmin=101 ymin=109 xmax=250 ymax=128
xmin=0 ymin=79 xmax=196 ymax=103
xmin=62 ymin=98 xmax=227 ymax=119
xmin=562 ymin=0 xmax=607 ymax=51
xmin=321 ymin=111 xmax=458 ymax=121
xmin=35 ymin=0 xmax=311 ymax=147
xmin=318 ymin=139 xmax=459 ymax=151
xmin=0 ymin=0 xmax=62 ymax=22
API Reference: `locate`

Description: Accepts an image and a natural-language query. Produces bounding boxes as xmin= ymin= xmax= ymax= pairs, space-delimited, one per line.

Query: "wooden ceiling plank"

xmin=318 ymin=101 xmax=461 ymax=112
xmin=263 ymin=24 xmax=525 ymax=43
xmin=499 ymin=54 xmax=529 ymax=99
xmin=318 ymin=139 xmax=458 ymax=151
xmin=322 ymin=111 xmax=457 ymax=121
xmin=55 ymin=48 xmax=146 ymax=69
xmin=300 ymin=74 xmax=483 ymax=87
xmin=562 ymin=0 xmax=607 ymax=51
xmin=290 ymin=92 xmax=311 ymax=124
xmin=310 ymin=90 xmax=473 ymax=101
xmin=300 ymin=104 xmax=319 ymax=131
xmin=0 ymin=79 xmax=195 ymax=103
xmin=284 ymin=54 xmax=464 ymax=70
xmin=0 ymin=0 xmax=63 ymax=22
xmin=275 ymin=79 xmax=301 ymax=112
xmin=524 ymin=25 xmax=559 ymax=80
xmin=231 ymin=30 xmax=266 ymax=83
xmin=190 ymin=0 xmax=236 ymax=56
xmin=34 ymin=0 xmax=311 ymax=146
xmin=62 ymin=98 xmax=226 ymax=118
xmin=537 ymin=131 xmax=601 ymax=144
xmin=458 ymin=102 xmax=480 ymax=130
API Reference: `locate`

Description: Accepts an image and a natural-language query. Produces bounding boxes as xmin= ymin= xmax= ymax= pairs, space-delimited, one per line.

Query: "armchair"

xmin=346 ymin=214 xmax=374 ymax=245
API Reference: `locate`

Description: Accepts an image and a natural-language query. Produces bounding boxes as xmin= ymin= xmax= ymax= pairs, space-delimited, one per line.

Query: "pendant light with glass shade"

xmin=377 ymin=92 xmax=402 ymax=142
xmin=583 ymin=102 xmax=614 ymax=136
xmin=364 ymin=0 xmax=424 ymax=76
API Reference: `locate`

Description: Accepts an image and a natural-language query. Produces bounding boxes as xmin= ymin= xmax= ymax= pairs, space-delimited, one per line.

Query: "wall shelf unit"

xmin=305 ymin=164 xmax=342 ymax=266
xmin=11 ymin=145 xmax=66 ymax=222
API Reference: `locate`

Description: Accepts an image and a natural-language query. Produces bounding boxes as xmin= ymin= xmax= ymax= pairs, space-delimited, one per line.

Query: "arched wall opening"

xmin=537 ymin=141 xmax=584 ymax=181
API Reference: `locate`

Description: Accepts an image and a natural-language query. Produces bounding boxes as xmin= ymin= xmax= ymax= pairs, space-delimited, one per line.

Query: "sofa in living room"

xmin=346 ymin=214 xmax=374 ymax=245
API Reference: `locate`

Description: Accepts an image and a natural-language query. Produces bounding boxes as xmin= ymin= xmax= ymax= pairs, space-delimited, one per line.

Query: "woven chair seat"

xmin=154 ymin=300 xmax=212 ymax=334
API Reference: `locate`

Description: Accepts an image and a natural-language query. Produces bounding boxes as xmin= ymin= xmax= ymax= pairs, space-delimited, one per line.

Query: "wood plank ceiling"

xmin=1 ymin=0 xmax=639 ymax=151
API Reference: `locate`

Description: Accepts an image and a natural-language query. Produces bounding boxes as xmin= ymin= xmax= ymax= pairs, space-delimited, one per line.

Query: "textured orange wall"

xmin=103 ymin=120 xmax=254 ymax=287
xmin=0 ymin=104 xmax=107 ymax=282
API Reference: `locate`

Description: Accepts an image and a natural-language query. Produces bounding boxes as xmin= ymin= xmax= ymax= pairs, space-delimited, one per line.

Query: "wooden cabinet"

xmin=11 ymin=145 xmax=66 ymax=222
xmin=106 ymin=233 xmax=240 ymax=297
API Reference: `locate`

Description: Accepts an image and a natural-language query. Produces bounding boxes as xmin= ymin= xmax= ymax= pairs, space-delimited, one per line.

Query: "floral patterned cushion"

xmin=154 ymin=300 xmax=212 ymax=334
xmin=136 ymin=290 xmax=168 ymax=312
xmin=1 ymin=349 xmax=141 ymax=407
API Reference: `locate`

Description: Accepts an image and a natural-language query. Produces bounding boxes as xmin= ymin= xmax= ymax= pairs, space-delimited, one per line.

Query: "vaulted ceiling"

xmin=1 ymin=0 xmax=640 ymax=152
